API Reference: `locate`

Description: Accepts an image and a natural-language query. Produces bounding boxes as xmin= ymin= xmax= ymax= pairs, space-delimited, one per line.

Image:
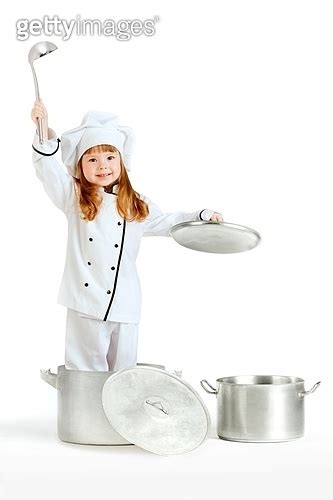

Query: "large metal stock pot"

xmin=41 ymin=363 xmax=166 ymax=446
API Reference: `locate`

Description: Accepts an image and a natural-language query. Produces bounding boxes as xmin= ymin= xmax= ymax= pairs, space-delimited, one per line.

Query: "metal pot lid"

xmin=102 ymin=366 xmax=210 ymax=456
xmin=169 ymin=221 xmax=261 ymax=254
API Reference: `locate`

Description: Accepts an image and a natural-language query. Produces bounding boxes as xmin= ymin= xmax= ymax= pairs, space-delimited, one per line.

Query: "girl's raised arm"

xmin=31 ymin=100 xmax=74 ymax=215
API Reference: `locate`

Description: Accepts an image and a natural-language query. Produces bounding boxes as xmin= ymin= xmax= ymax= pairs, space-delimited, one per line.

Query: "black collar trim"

xmin=104 ymin=184 xmax=118 ymax=196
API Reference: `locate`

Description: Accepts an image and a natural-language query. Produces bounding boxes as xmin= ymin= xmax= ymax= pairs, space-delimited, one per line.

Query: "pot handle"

xmin=298 ymin=380 xmax=321 ymax=398
xmin=40 ymin=368 xmax=57 ymax=389
xmin=200 ymin=379 xmax=217 ymax=394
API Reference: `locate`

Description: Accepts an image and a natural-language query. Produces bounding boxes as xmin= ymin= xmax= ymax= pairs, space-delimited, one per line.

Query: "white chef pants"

xmin=65 ymin=308 xmax=139 ymax=372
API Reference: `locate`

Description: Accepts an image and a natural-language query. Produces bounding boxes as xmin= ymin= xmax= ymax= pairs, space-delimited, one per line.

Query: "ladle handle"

xmin=36 ymin=117 xmax=44 ymax=145
xmin=30 ymin=62 xmax=44 ymax=145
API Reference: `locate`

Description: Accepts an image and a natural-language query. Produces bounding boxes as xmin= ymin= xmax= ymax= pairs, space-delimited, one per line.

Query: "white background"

xmin=1 ymin=0 xmax=332 ymax=498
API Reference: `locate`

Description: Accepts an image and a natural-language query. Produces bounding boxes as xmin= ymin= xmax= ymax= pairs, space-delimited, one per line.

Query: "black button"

xmin=107 ymin=290 xmax=111 ymax=294
xmin=111 ymin=266 xmax=115 ymax=271
xmin=89 ymin=238 xmax=93 ymax=241
xmin=115 ymin=244 xmax=119 ymax=248
xmin=117 ymin=222 xmax=121 ymax=226
xmin=88 ymin=262 xmax=91 ymax=265
xmin=84 ymin=283 xmax=89 ymax=287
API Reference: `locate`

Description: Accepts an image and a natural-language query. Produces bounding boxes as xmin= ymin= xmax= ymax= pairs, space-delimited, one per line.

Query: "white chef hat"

xmin=61 ymin=111 xmax=135 ymax=178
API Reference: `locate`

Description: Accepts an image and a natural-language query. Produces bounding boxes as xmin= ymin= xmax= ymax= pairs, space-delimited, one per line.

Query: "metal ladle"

xmin=28 ymin=41 xmax=58 ymax=145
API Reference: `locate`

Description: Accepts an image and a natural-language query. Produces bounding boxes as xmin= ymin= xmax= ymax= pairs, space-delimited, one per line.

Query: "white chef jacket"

xmin=32 ymin=130 xmax=213 ymax=323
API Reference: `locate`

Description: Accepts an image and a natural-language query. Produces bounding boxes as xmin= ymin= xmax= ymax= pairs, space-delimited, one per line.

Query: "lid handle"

xmin=145 ymin=399 xmax=169 ymax=415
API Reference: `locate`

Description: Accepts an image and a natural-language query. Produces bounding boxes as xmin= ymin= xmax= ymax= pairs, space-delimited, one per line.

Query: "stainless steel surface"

xmin=28 ymin=41 xmax=58 ymax=145
xmin=102 ymin=367 xmax=211 ymax=455
xmin=40 ymin=363 xmax=166 ymax=446
xmin=201 ymin=375 xmax=321 ymax=442
xmin=170 ymin=221 xmax=261 ymax=254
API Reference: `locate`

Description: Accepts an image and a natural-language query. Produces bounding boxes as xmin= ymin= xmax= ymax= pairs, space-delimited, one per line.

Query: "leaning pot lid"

xmin=102 ymin=366 xmax=210 ymax=456
xmin=169 ymin=221 xmax=261 ymax=254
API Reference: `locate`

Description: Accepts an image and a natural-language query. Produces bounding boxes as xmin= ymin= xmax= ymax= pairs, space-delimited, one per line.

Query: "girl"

xmin=31 ymin=100 xmax=223 ymax=372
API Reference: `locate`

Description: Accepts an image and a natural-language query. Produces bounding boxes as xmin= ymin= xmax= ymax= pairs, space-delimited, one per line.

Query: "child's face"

xmin=81 ymin=150 xmax=121 ymax=186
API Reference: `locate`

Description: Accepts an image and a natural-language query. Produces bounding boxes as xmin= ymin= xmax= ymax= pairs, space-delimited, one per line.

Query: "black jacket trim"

xmin=32 ymin=138 xmax=61 ymax=156
xmin=103 ymin=219 xmax=127 ymax=321
xmin=199 ymin=209 xmax=206 ymax=221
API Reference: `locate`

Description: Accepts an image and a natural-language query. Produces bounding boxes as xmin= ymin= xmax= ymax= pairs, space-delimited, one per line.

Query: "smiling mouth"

xmin=96 ymin=173 xmax=111 ymax=177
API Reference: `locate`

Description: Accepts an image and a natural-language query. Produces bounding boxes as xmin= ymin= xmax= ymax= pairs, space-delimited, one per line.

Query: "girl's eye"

xmin=87 ymin=156 xmax=114 ymax=162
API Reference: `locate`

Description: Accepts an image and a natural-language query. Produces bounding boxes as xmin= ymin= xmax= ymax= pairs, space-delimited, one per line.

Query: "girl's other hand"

xmin=210 ymin=212 xmax=223 ymax=222
xmin=31 ymin=99 xmax=49 ymax=139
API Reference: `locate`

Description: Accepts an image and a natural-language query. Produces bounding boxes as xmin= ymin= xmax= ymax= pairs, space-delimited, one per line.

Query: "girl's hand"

xmin=210 ymin=212 xmax=223 ymax=222
xmin=31 ymin=99 xmax=49 ymax=139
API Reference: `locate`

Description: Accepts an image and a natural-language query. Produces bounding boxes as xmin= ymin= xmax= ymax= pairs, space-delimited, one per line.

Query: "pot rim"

xmin=216 ymin=375 xmax=304 ymax=386
xmin=57 ymin=363 xmax=166 ymax=374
